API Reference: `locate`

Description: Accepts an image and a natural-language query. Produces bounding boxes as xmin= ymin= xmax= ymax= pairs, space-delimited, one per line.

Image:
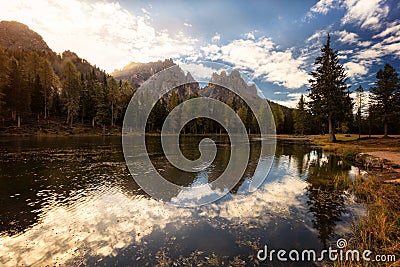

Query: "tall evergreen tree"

xmin=5 ymin=57 xmax=30 ymax=127
xmin=94 ymin=79 xmax=110 ymax=129
xmin=271 ymin=104 xmax=284 ymax=134
xmin=370 ymin=63 xmax=400 ymax=137
xmin=355 ymin=85 xmax=364 ymax=139
xmin=61 ymin=60 xmax=81 ymax=125
xmin=30 ymin=74 xmax=44 ymax=118
xmin=294 ymin=94 xmax=307 ymax=135
xmin=0 ymin=48 xmax=9 ymax=113
xmin=107 ymin=76 xmax=120 ymax=127
xmin=308 ymin=35 xmax=352 ymax=142
xmin=39 ymin=58 xmax=56 ymax=119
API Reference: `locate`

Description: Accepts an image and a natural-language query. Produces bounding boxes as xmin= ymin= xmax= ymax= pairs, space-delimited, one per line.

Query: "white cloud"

xmin=306 ymin=29 xmax=328 ymax=43
xmin=141 ymin=8 xmax=150 ymax=16
xmin=211 ymin=32 xmax=221 ymax=43
xmin=307 ymin=0 xmax=389 ymax=30
xmin=307 ymin=0 xmax=340 ymax=17
xmin=341 ymin=0 xmax=389 ymax=30
xmin=245 ymin=32 xmax=255 ymax=40
xmin=338 ymin=19 xmax=400 ymax=81
xmin=372 ymin=20 xmax=400 ymax=53
xmin=358 ymin=41 xmax=372 ymax=47
xmin=334 ymin=30 xmax=359 ymax=44
xmin=201 ymin=37 xmax=310 ymax=89
xmin=200 ymin=44 xmax=221 ymax=61
xmin=344 ymin=61 xmax=368 ymax=77
xmin=0 ymin=0 xmax=198 ymax=72
xmin=271 ymin=93 xmax=309 ymax=108
xmin=373 ymin=20 xmax=400 ymax=38
xmin=176 ymin=61 xmax=224 ymax=81
xmin=339 ymin=49 xmax=354 ymax=55
xmin=183 ymin=22 xmax=192 ymax=27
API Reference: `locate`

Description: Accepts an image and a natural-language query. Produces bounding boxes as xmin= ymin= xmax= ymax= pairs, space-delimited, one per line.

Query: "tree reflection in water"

xmin=305 ymin=151 xmax=353 ymax=247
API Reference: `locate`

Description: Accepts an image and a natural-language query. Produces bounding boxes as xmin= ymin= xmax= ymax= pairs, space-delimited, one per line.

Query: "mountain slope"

xmin=0 ymin=21 xmax=53 ymax=54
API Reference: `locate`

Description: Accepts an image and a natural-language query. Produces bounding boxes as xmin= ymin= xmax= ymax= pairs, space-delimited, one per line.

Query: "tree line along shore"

xmin=0 ymin=33 xmax=399 ymax=139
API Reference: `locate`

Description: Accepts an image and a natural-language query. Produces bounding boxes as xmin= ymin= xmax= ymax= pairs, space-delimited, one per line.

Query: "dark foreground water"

xmin=0 ymin=136 xmax=365 ymax=266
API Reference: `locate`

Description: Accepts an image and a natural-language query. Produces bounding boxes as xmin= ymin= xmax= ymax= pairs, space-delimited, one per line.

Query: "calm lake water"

xmin=0 ymin=136 xmax=365 ymax=266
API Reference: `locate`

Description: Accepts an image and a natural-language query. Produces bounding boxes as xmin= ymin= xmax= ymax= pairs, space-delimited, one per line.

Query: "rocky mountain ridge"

xmin=0 ymin=21 xmax=53 ymax=54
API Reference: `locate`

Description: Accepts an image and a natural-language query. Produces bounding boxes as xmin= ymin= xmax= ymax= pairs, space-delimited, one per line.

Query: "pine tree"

xmin=271 ymin=104 xmax=284 ymax=134
xmin=95 ymin=79 xmax=110 ymax=129
xmin=107 ymin=76 xmax=119 ymax=126
xmin=294 ymin=94 xmax=307 ymax=135
xmin=30 ymin=74 xmax=44 ymax=119
xmin=61 ymin=60 xmax=81 ymax=125
xmin=5 ymin=57 xmax=30 ymax=127
xmin=39 ymin=58 xmax=56 ymax=119
xmin=0 ymin=48 xmax=9 ymax=113
xmin=370 ymin=63 xmax=400 ymax=137
xmin=308 ymin=35 xmax=352 ymax=142
xmin=355 ymin=85 xmax=364 ymax=139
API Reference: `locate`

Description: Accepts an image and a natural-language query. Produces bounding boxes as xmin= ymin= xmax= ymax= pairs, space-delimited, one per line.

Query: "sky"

xmin=1 ymin=0 xmax=399 ymax=107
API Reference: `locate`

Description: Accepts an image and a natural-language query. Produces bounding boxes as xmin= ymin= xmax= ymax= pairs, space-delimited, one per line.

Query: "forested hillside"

xmin=0 ymin=21 xmax=136 ymax=134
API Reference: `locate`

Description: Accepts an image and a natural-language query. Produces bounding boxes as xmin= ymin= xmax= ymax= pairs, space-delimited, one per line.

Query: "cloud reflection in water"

xmin=0 ymin=173 xmax=308 ymax=266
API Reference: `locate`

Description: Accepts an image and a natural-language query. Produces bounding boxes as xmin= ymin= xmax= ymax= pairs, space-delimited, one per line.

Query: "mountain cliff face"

xmin=200 ymin=69 xmax=259 ymax=104
xmin=0 ymin=21 xmax=53 ymax=54
xmin=111 ymin=59 xmax=176 ymax=88
xmin=113 ymin=61 xmax=262 ymax=102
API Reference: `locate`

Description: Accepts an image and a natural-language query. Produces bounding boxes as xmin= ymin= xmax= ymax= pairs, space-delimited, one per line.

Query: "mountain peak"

xmin=0 ymin=20 xmax=53 ymax=54
xmin=111 ymin=59 xmax=176 ymax=88
xmin=201 ymin=69 xmax=259 ymax=102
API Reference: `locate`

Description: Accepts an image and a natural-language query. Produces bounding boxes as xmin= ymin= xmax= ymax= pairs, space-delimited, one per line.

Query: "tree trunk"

xmin=358 ymin=110 xmax=361 ymax=139
xmin=384 ymin=121 xmax=388 ymax=138
xmin=368 ymin=117 xmax=371 ymax=138
xmin=67 ymin=108 xmax=70 ymax=125
xmin=328 ymin=114 xmax=336 ymax=142
xmin=17 ymin=115 xmax=21 ymax=128
xmin=111 ymin=103 xmax=114 ymax=127
xmin=92 ymin=117 xmax=95 ymax=127
xmin=44 ymin=90 xmax=47 ymax=120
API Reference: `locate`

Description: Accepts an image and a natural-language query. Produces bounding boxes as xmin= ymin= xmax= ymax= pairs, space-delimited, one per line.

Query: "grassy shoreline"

xmin=303 ymin=134 xmax=400 ymax=266
xmin=335 ymin=174 xmax=400 ymax=266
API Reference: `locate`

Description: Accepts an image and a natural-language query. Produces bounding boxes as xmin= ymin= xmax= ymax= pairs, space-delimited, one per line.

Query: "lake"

xmin=0 ymin=136 xmax=365 ymax=266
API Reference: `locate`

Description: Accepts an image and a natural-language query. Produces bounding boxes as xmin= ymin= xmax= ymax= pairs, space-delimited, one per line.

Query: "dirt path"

xmin=366 ymin=151 xmax=400 ymax=183
xmin=366 ymin=151 xmax=400 ymax=167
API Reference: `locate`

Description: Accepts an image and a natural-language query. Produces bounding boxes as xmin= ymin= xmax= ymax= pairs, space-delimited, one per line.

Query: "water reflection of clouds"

xmin=1 ymin=147 xmax=367 ymax=266
xmin=0 ymin=173 xmax=308 ymax=266
xmin=348 ymin=166 xmax=368 ymax=179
